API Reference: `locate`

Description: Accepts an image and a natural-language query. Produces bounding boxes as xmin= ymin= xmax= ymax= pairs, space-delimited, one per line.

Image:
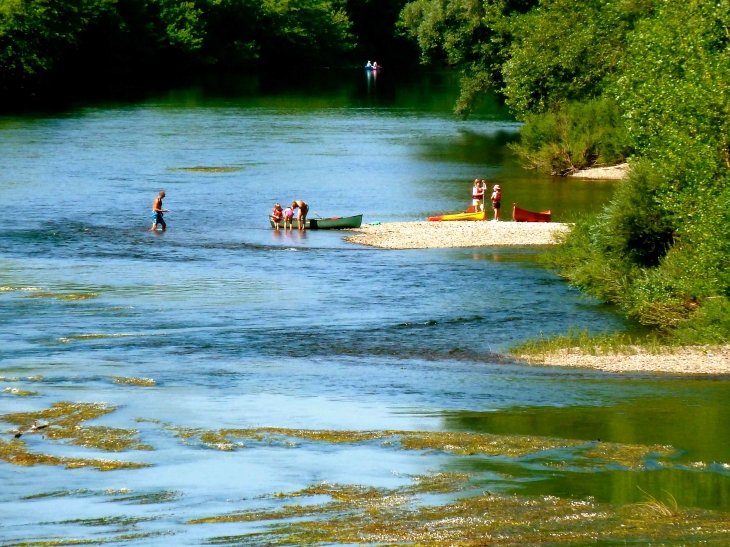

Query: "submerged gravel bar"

xmin=345 ymin=221 xmax=572 ymax=249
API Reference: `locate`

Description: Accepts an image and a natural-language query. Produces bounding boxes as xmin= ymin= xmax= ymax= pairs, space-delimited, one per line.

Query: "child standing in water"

xmin=283 ymin=205 xmax=295 ymax=230
xmin=272 ymin=203 xmax=283 ymax=230
xmin=491 ymin=184 xmax=502 ymax=221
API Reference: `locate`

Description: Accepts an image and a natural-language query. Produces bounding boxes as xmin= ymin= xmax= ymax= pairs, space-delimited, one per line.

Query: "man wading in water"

xmin=150 ymin=191 xmax=169 ymax=231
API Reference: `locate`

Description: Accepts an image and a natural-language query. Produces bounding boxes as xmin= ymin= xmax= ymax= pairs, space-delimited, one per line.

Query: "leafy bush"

xmin=509 ymin=98 xmax=633 ymax=174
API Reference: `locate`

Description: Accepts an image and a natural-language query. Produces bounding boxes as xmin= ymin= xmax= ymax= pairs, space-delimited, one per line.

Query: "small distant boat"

xmin=365 ymin=66 xmax=381 ymax=71
xmin=512 ymin=203 xmax=552 ymax=222
xmin=428 ymin=210 xmax=486 ymax=222
xmin=269 ymin=214 xmax=363 ymax=229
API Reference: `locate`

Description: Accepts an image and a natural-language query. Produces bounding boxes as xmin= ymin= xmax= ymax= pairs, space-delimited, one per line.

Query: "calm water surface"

xmin=0 ymin=71 xmax=728 ymax=545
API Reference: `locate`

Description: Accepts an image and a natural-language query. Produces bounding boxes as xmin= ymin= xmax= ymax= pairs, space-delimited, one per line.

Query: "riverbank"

xmin=345 ymin=221 xmax=571 ymax=249
xmin=515 ymin=345 xmax=730 ymax=374
xmin=569 ymin=163 xmax=629 ymax=180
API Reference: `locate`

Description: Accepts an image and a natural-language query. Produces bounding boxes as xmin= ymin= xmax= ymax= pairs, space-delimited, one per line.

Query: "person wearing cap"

xmin=491 ymin=184 xmax=502 ymax=221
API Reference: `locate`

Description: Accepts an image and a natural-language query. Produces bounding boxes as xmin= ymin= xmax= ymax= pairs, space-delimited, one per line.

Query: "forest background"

xmin=2 ymin=0 xmax=729 ymax=343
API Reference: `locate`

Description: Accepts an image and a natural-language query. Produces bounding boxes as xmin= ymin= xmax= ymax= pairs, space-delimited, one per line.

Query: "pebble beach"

xmin=345 ymin=221 xmax=572 ymax=249
xmin=516 ymin=346 xmax=730 ymax=374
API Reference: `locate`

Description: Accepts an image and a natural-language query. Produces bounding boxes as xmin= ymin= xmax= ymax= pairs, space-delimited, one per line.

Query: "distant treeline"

xmin=400 ymin=0 xmax=730 ymax=342
xmin=0 ymin=0 xmax=417 ymax=101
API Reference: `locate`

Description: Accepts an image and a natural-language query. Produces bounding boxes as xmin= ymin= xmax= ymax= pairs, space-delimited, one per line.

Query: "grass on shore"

xmin=510 ymin=328 xmax=672 ymax=359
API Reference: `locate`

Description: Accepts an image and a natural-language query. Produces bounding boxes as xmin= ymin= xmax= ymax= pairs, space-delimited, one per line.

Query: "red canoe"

xmin=512 ymin=203 xmax=552 ymax=222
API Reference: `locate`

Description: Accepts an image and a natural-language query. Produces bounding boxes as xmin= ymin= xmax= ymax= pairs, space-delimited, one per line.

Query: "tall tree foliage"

xmin=0 ymin=0 xmax=355 ymax=101
xmin=554 ymin=0 xmax=730 ymax=335
xmin=399 ymin=0 xmax=535 ymax=114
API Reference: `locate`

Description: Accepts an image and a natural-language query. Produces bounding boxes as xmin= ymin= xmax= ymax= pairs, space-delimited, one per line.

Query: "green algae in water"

xmin=22 ymin=488 xmax=130 ymax=500
xmin=23 ymin=489 xmax=94 ymax=500
xmin=2 ymin=531 xmax=174 ymax=546
xmin=190 ymin=475 xmax=474 ymax=525
xmin=157 ymin=425 xmax=674 ymax=469
xmin=198 ymin=479 xmax=730 ymax=546
xmin=168 ymin=166 xmax=242 ymax=173
xmin=23 ymin=488 xmax=179 ymax=503
xmin=3 ymin=387 xmax=39 ymax=396
xmin=49 ymin=425 xmax=153 ymax=452
xmin=110 ymin=376 xmax=156 ymax=387
xmin=3 ymin=402 xmax=117 ymax=428
xmin=21 ymin=292 xmax=98 ymax=301
xmin=398 ymin=431 xmax=586 ymax=457
xmin=0 ymin=439 xmax=150 ymax=471
xmin=47 ymin=514 xmax=162 ymax=527
xmin=581 ymin=441 xmax=676 ymax=470
xmin=107 ymin=490 xmax=183 ymax=505
xmin=56 ymin=333 xmax=138 ymax=343
xmin=1 ymin=376 xmax=44 ymax=383
xmin=0 ymin=402 xmax=152 ymax=469
xmin=1 ymin=402 xmax=151 ymax=451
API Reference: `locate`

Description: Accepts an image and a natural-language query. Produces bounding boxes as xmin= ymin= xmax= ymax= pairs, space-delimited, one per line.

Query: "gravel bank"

xmin=345 ymin=221 xmax=572 ymax=249
xmin=569 ymin=163 xmax=629 ymax=180
xmin=516 ymin=345 xmax=730 ymax=374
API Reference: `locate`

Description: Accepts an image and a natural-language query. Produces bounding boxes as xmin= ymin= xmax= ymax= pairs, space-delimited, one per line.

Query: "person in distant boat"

xmin=372 ymin=61 xmax=379 ymax=69
xmin=491 ymin=184 xmax=502 ymax=221
xmin=150 ymin=191 xmax=168 ymax=231
xmin=272 ymin=203 xmax=283 ymax=230
xmin=291 ymin=200 xmax=309 ymax=230
xmin=283 ymin=205 xmax=295 ymax=230
xmin=472 ymin=179 xmax=484 ymax=213
xmin=366 ymin=60 xmax=372 ymax=68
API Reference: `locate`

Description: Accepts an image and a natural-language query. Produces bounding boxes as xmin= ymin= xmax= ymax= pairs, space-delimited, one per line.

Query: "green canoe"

xmin=269 ymin=214 xmax=363 ymax=230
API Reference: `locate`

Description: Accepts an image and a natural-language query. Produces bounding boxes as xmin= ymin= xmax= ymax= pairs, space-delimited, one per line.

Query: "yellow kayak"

xmin=428 ymin=210 xmax=486 ymax=221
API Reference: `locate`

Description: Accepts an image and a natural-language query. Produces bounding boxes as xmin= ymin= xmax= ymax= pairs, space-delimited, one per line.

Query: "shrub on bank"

xmin=508 ymin=98 xmax=633 ymax=175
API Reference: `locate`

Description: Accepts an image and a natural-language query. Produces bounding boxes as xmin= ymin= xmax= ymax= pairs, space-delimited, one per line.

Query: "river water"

xmin=0 ymin=71 xmax=728 ymax=545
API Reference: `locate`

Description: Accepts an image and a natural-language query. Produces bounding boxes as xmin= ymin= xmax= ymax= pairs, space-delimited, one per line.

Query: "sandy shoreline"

xmin=515 ymin=345 xmax=730 ymax=374
xmin=569 ymin=163 xmax=629 ymax=180
xmin=345 ymin=221 xmax=571 ymax=249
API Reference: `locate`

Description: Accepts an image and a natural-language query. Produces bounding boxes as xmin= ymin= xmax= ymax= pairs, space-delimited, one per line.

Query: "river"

xmin=0 ymin=70 xmax=728 ymax=546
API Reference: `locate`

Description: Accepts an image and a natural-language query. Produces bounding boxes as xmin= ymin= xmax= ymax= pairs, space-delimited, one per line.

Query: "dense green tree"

xmin=0 ymin=0 xmax=95 ymax=94
xmin=550 ymin=0 xmax=730 ymax=337
xmin=399 ymin=0 xmax=536 ymax=114
xmin=0 ymin=0 xmax=355 ymax=101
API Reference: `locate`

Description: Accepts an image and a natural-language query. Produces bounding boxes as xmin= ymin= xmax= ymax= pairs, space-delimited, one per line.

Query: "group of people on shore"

xmin=472 ymin=179 xmax=502 ymax=221
xmin=271 ymin=200 xmax=309 ymax=231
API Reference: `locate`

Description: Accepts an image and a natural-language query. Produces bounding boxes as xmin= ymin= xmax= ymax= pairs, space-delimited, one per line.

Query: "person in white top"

xmin=472 ymin=179 xmax=484 ymax=212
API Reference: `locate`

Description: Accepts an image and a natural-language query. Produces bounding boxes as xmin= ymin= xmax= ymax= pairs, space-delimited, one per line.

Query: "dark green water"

xmin=0 ymin=70 xmax=727 ymax=545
